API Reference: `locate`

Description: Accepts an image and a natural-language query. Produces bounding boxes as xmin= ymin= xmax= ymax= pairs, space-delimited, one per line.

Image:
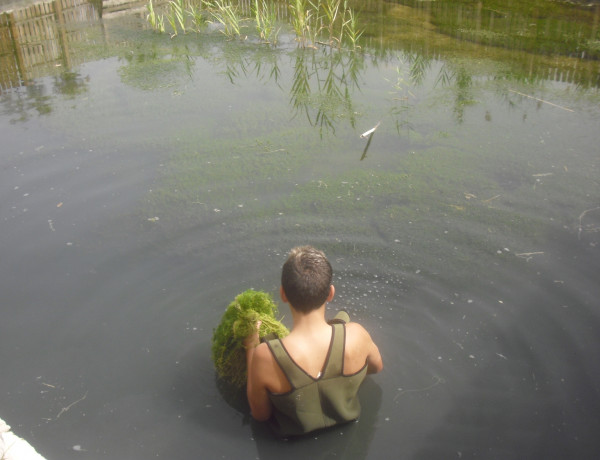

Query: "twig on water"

xmin=56 ymin=391 xmax=88 ymax=419
xmin=508 ymin=90 xmax=574 ymax=112
xmin=360 ymin=121 xmax=381 ymax=138
xmin=393 ymin=376 xmax=444 ymax=402
xmin=578 ymin=206 xmax=600 ymax=240
xmin=516 ymin=251 xmax=544 ymax=261
xmin=482 ymin=194 xmax=501 ymax=203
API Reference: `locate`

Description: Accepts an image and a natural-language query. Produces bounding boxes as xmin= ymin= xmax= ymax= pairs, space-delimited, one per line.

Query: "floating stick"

xmin=360 ymin=121 xmax=381 ymax=138
xmin=56 ymin=391 xmax=88 ymax=419
xmin=516 ymin=252 xmax=544 ymax=262
xmin=578 ymin=206 xmax=600 ymax=240
xmin=508 ymin=90 xmax=574 ymax=112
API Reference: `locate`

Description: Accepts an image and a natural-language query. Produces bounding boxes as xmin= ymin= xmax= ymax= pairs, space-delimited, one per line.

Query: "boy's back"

xmin=244 ymin=246 xmax=383 ymax=436
xmin=253 ymin=319 xmax=382 ymax=395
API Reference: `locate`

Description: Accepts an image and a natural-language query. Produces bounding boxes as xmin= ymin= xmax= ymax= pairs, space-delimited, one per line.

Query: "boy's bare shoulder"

xmin=345 ymin=321 xmax=372 ymax=336
xmin=249 ymin=343 xmax=277 ymax=379
xmin=345 ymin=320 xmax=383 ymax=374
xmin=253 ymin=342 xmax=273 ymax=362
xmin=344 ymin=321 xmax=375 ymax=346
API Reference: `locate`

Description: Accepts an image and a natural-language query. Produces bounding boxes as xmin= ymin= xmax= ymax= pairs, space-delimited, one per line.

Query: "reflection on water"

xmin=0 ymin=1 xmax=599 ymax=459
xmin=0 ymin=0 xmax=101 ymax=90
xmin=289 ymin=47 xmax=362 ymax=135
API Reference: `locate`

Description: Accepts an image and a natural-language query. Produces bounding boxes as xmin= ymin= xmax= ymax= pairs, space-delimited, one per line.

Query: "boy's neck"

xmin=290 ymin=304 xmax=328 ymax=331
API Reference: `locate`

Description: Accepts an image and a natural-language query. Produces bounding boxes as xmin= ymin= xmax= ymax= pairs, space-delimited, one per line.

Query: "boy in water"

xmin=244 ymin=245 xmax=383 ymax=436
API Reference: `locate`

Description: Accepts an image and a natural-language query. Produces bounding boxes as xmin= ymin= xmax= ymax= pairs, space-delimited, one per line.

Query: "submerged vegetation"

xmin=212 ymin=290 xmax=289 ymax=388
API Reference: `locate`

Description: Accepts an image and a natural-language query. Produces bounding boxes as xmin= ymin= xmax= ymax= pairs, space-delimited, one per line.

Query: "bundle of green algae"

xmin=212 ymin=289 xmax=289 ymax=388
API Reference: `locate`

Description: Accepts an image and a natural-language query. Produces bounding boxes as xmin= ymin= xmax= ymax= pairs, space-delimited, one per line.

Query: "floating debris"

xmin=578 ymin=206 xmax=600 ymax=240
xmin=360 ymin=121 xmax=381 ymax=138
xmin=508 ymin=90 xmax=574 ymax=112
xmin=56 ymin=391 xmax=88 ymax=419
xmin=516 ymin=251 xmax=544 ymax=261
xmin=482 ymin=194 xmax=501 ymax=203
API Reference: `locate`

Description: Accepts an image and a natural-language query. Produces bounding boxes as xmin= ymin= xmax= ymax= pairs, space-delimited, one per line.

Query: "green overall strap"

xmin=321 ymin=323 xmax=345 ymax=379
xmin=267 ymin=339 xmax=314 ymax=389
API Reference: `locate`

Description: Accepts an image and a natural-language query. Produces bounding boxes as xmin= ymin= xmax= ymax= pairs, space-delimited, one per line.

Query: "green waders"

xmin=265 ymin=311 xmax=368 ymax=436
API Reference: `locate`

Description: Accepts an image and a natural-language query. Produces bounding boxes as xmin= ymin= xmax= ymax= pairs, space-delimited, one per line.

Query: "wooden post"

xmin=6 ymin=10 xmax=28 ymax=86
xmin=53 ymin=0 xmax=72 ymax=69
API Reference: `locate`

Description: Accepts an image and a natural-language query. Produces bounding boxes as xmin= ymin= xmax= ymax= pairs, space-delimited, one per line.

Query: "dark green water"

xmin=1 ymin=1 xmax=599 ymax=458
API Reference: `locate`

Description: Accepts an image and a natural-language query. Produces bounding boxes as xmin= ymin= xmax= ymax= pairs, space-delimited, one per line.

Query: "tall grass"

xmin=253 ymin=0 xmax=280 ymax=44
xmin=289 ymin=0 xmax=318 ymax=48
xmin=144 ymin=0 xmax=363 ymax=50
xmin=146 ymin=0 xmax=165 ymax=33
xmin=208 ymin=0 xmax=244 ymax=39
xmin=342 ymin=1 xmax=362 ymax=50
xmin=166 ymin=0 xmax=186 ymax=36
xmin=187 ymin=1 xmax=208 ymax=32
xmin=288 ymin=0 xmax=363 ymax=50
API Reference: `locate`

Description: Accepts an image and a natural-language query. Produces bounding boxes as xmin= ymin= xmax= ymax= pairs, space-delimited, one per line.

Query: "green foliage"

xmin=288 ymin=0 xmax=362 ymax=49
xmin=168 ymin=0 xmax=187 ymax=36
xmin=253 ymin=0 xmax=280 ymax=44
xmin=343 ymin=1 xmax=362 ymax=50
xmin=146 ymin=0 xmax=165 ymax=33
xmin=144 ymin=0 xmax=362 ymax=49
xmin=208 ymin=0 xmax=245 ymax=39
xmin=212 ymin=289 xmax=289 ymax=388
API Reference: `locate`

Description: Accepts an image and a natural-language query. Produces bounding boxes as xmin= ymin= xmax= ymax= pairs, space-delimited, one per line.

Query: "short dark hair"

xmin=281 ymin=246 xmax=333 ymax=312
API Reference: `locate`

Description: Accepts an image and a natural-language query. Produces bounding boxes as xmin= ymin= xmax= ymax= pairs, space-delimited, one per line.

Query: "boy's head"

xmin=281 ymin=245 xmax=333 ymax=313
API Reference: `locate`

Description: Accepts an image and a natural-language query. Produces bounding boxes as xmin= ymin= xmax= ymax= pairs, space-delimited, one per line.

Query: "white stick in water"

xmin=360 ymin=121 xmax=381 ymax=138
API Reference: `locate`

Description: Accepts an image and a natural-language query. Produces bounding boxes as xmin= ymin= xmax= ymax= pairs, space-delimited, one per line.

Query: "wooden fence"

xmin=0 ymin=0 xmax=99 ymax=92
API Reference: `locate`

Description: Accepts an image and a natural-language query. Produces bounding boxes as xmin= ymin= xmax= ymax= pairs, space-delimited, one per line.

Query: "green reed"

xmin=342 ymin=1 xmax=362 ymax=51
xmin=321 ymin=0 xmax=342 ymax=46
xmin=166 ymin=0 xmax=186 ymax=36
xmin=289 ymin=0 xmax=314 ymax=47
xmin=144 ymin=0 xmax=362 ymax=49
xmin=208 ymin=0 xmax=244 ymax=39
xmin=145 ymin=0 xmax=242 ymax=38
xmin=253 ymin=0 xmax=280 ymax=44
xmin=288 ymin=0 xmax=362 ymax=50
xmin=146 ymin=0 xmax=165 ymax=33
xmin=186 ymin=0 xmax=208 ymax=32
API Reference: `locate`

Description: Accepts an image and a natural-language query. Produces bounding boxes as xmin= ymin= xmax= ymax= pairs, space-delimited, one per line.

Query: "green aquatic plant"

xmin=289 ymin=0 xmax=307 ymax=43
xmin=321 ymin=0 xmax=342 ymax=46
xmin=212 ymin=289 xmax=289 ymax=388
xmin=171 ymin=0 xmax=187 ymax=34
xmin=187 ymin=0 xmax=208 ymax=31
xmin=208 ymin=0 xmax=245 ymax=39
xmin=144 ymin=0 xmax=363 ymax=50
xmin=343 ymin=1 xmax=362 ymax=50
xmin=288 ymin=0 xmax=362 ymax=50
xmin=253 ymin=0 xmax=280 ymax=44
xmin=146 ymin=0 xmax=165 ymax=33
xmin=163 ymin=1 xmax=180 ymax=36
xmin=289 ymin=0 xmax=319 ymax=48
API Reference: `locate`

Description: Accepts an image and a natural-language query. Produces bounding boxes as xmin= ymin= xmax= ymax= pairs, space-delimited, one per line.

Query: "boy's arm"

xmin=244 ymin=324 xmax=273 ymax=421
xmin=246 ymin=343 xmax=273 ymax=421
xmin=365 ymin=337 xmax=383 ymax=374
xmin=347 ymin=322 xmax=383 ymax=374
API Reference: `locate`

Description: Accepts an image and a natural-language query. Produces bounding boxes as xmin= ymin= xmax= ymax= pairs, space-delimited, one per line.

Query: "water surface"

xmin=1 ymin=1 xmax=599 ymax=458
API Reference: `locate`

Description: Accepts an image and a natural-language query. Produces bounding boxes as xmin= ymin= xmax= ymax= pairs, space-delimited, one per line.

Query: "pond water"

xmin=1 ymin=0 xmax=599 ymax=458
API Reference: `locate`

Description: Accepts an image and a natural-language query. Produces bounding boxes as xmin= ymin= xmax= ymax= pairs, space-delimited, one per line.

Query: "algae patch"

xmin=212 ymin=289 xmax=289 ymax=388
